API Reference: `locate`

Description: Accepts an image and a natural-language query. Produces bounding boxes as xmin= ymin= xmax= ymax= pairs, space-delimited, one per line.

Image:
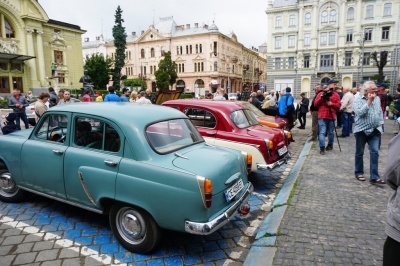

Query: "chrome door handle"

xmin=104 ymin=160 xmax=118 ymax=166
xmin=52 ymin=150 xmax=64 ymax=155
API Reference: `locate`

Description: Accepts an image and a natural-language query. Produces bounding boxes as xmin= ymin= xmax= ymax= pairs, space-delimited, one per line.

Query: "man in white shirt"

xmin=339 ymin=87 xmax=354 ymax=137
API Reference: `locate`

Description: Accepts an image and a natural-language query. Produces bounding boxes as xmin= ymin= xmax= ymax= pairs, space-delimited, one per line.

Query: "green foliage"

xmin=155 ymin=51 xmax=177 ymax=90
xmin=112 ymin=5 xmax=127 ymax=90
xmin=84 ymin=54 xmax=112 ymax=90
xmin=123 ymin=79 xmax=147 ymax=89
xmin=371 ymin=74 xmax=391 ymax=89
xmin=370 ymin=51 xmax=388 ymax=83
xmin=180 ymin=93 xmax=193 ymax=99
xmin=0 ymin=96 xmax=9 ymax=109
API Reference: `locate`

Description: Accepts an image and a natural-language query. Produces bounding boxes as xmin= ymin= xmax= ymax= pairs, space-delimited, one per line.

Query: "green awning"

xmin=0 ymin=52 xmax=36 ymax=62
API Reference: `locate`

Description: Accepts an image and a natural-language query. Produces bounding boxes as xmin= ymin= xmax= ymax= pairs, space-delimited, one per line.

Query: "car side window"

xmin=35 ymin=114 xmax=68 ymax=143
xmin=74 ymin=117 xmax=120 ymax=153
xmin=184 ymin=108 xmax=216 ymax=128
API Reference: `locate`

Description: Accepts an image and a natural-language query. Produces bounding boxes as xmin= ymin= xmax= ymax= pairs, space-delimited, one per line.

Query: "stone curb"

xmin=243 ymin=139 xmax=313 ymax=266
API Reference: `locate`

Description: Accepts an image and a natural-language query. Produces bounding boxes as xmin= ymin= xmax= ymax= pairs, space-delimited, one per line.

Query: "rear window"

xmin=146 ymin=119 xmax=204 ymax=154
xmin=230 ymin=109 xmax=259 ymax=129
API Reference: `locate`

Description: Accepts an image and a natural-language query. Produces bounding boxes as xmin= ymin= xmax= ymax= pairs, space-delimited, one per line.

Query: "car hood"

xmin=172 ymin=145 xmax=245 ymax=193
xmin=7 ymin=128 xmax=33 ymax=138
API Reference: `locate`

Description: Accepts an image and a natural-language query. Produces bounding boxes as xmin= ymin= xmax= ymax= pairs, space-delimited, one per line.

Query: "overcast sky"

xmin=39 ymin=0 xmax=268 ymax=48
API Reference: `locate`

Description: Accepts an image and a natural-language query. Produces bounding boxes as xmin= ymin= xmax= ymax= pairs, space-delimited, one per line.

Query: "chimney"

xmin=204 ymin=24 xmax=208 ymax=29
xmin=141 ymin=30 xmax=144 ymax=35
xmin=96 ymin=36 xmax=100 ymax=41
xmin=132 ymin=31 xmax=136 ymax=36
xmin=195 ymin=23 xmax=198 ymax=28
xmin=84 ymin=37 xmax=89 ymax=42
xmin=186 ymin=24 xmax=190 ymax=29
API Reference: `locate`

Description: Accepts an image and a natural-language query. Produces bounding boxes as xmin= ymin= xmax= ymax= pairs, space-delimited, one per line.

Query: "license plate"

xmin=278 ymin=146 xmax=288 ymax=156
xmin=224 ymin=179 xmax=244 ymax=202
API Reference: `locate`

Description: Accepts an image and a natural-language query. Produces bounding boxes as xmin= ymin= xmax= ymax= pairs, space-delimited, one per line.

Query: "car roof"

xmin=49 ymin=102 xmax=187 ymax=126
xmin=163 ymin=99 xmax=246 ymax=113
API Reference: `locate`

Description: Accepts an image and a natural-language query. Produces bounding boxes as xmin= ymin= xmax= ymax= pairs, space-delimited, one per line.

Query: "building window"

xmin=329 ymin=31 xmax=336 ymax=45
xmin=150 ymin=48 xmax=155 ymax=57
xmin=320 ymin=54 xmax=334 ymax=68
xmin=305 ymin=13 xmax=311 ymax=25
xmin=58 ymin=73 xmax=65 ymax=84
xmin=382 ymin=26 xmax=390 ymax=40
xmin=196 ymin=44 xmax=198 ymax=53
xmin=4 ymin=18 xmax=15 ymax=38
xmin=288 ymin=35 xmax=295 ymax=47
xmin=304 ymin=33 xmax=311 ymax=46
xmin=321 ymin=11 xmax=328 ymax=23
xmin=275 ymin=16 xmax=282 ymax=27
xmin=199 ymin=44 xmax=202 ymax=53
xmin=141 ymin=49 xmax=145 ymax=58
xmin=186 ymin=45 xmax=189 ymax=54
xmin=330 ymin=10 xmax=337 ymax=22
xmin=289 ymin=15 xmax=295 ymax=26
xmin=363 ymin=52 xmax=370 ymax=65
xmin=384 ymin=3 xmax=392 ymax=16
xmin=366 ymin=5 xmax=373 ymax=18
xmin=54 ymin=50 xmax=63 ymax=65
xmin=214 ymin=61 xmax=217 ymax=71
xmin=347 ymin=7 xmax=354 ymax=21
xmin=275 ymin=58 xmax=281 ymax=69
xmin=275 ymin=36 xmax=282 ymax=49
xmin=345 ymin=52 xmax=352 ymax=66
xmin=304 ymin=55 xmax=310 ymax=68
xmin=320 ymin=32 xmax=327 ymax=45
xmin=180 ymin=46 xmax=183 ymax=55
xmin=176 ymin=46 xmax=179 ymax=55
xmin=364 ymin=29 xmax=372 ymax=41
xmin=194 ymin=63 xmax=197 ymax=72
xmin=201 ymin=62 xmax=204 ymax=71
xmin=288 ymin=57 xmax=295 ymax=69
xmin=346 ymin=29 xmax=353 ymax=42
xmin=161 ymin=46 xmax=165 ymax=56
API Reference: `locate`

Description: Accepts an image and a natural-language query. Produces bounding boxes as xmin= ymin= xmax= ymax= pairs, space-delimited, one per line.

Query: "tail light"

xmin=197 ymin=176 xmax=213 ymax=209
xmin=242 ymin=152 xmax=253 ymax=174
xmin=284 ymin=130 xmax=292 ymax=141
xmin=265 ymin=139 xmax=273 ymax=150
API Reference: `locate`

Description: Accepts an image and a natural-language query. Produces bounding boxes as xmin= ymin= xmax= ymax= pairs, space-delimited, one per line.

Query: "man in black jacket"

xmin=7 ymin=88 xmax=29 ymax=129
xmin=297 ymin=92 xmax=309 ymax=129
xmin=1 ymin=112 xmax=21 ymax=135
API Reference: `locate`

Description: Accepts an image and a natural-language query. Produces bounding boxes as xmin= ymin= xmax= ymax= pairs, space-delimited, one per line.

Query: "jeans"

xmin=341 ymin=112 xmax=351 ymax=136
xmin=318 ymin=119 xmax=334 ymax=148
xmin=354 ymin=131 xmax=381 ymax=180
xmin=15 ymin=112 xmax=29 ymax=129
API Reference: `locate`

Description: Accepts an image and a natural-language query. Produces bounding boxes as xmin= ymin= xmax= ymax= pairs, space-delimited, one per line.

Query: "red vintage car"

xmin=162 ymin=99 xmax=291 ymax=173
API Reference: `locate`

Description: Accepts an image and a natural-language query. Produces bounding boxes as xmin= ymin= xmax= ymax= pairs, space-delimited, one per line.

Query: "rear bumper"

xmin=185 ymin=182 xmax=254 ymax=235
xmin=257 ymin=152 xmax=291 ymax=171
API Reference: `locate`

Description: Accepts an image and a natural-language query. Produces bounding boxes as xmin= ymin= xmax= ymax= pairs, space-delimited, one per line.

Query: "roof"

xmin=273 ymin=0 xmax=298 ymax=8
xmin=50 ymin=103 xmax=187 ymax=130
xmin=48 ymin=19 xmax=82 ymax=30
xmin=162 ymin=99 xmax=245 ymax=113
xmin=154 ymin=17 xmax=177 ymax=35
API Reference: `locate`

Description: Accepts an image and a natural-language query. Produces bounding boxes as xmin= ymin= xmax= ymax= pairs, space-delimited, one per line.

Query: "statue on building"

xmin=79 ymin=69 xmax=94 ymax=96
xmin=337 ymin=49 xmax=344 ymax=67
xmin=0 ymin=40 xmax=18 ymax=54
xmin=297 ymin=52 xmax=304 ymax=67
xmin=51 ymin=62 xmax=57 ymax=77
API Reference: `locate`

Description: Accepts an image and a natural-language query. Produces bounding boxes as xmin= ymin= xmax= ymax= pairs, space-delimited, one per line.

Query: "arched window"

xmin=321 ymin=11 xmax=328 ymax=23
xmin=4 ymin=17 xmax=15 ymax=38
xmin=150 ymin=48 xmax=155 ymax=57
xmin=275 ymin=16 xmax=282 ymax=27
xmin=330 ymin=10 xmax=336 ymax=22
xmin=347 ymin=7 xmax=354 ymax=21
xmin=289 ymin=15 xmax=295 ymax=26
xmin=305 ymin=13 xmax=311 ymax=25
xmin=141 ymin=49 xmax=145 ymax=58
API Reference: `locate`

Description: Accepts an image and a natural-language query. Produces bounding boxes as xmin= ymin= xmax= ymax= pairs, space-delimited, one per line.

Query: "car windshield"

xmin=228 ymin=93 xmax=236 ymax=98
xmin=241 ymin=101 xmax=264 ymax=117
xmin=146 ymin=118 xmax=204 ymax=154
xmin=230 ymin=109 xmax=259 ymax=129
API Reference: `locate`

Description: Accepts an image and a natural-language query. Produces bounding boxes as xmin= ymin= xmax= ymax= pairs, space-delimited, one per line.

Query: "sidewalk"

xmin=272 ymin=119 xmax=396 ymax=265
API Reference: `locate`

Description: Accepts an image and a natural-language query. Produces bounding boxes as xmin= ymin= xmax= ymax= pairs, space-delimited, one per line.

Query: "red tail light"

xmin=246 ymin=154 xmax=252 ymax=174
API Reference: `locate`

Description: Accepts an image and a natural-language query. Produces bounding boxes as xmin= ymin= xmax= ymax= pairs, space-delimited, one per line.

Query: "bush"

xmin=0 ymin=96 xmax=9 ymax=109
xmin=180 ymin=93 xmax=194 ymax=99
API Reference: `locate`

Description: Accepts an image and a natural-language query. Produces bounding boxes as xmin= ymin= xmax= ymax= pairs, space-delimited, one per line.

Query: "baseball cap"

xmin=326 ymin=79 xmax=338 ymax=85
xmin=95 ymin=91 xmax=101 ymax=95
xmin=376 ymin=82 xmax=387 ymax=88
xmin=5 ymin=112 xmax=16 ymax=122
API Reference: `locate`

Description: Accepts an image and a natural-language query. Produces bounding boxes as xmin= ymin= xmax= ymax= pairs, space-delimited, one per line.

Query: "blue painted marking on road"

xmin=201 ymin=250 xmax=227 ymax=262
xmin=255 ymin=205 xmax=287 ymax=239
xmin=147 ymin=259 xmax=165 ymax=266
xmin=253 ymin=236 xmax=277 ymax=247
xmin=64 ymin=229 xmax=81 ymax=239
xmin=94 ymin=235 xmax=111 ymax=245
xmin=164 ymin=256 xmax=183 ymax=266
xmin=202 ymin=241 xmax=219 ymax=251
xmin=75 ymin=236 xmax=93 ymax=246
xmin=81 ymin=228 xmax=98 ymax=236
xmin=100 ymin=242 xmax=120 ymax=255
xmin=133 ymin=252 xmax=152 ymax=261
xmin=182 ymin=253 xmax=202 ymax=265
xmin=114 ymin=251 xmax=133 ymax=263
xmin=151 ymin=248 xmax=169 ymax=258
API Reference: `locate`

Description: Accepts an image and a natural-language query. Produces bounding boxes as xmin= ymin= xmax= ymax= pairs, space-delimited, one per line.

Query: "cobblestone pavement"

xmin=0 ymin=125 xmax=307 ymax=265
xmin=273 ymin=119 xmax=397 ymax=265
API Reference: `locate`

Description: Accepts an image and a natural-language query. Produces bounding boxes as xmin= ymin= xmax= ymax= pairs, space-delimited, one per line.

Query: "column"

xmin=36 ymin=31 xmax=46 ymax=86
xmin=26 ymin=29 xmax=38 ymax=82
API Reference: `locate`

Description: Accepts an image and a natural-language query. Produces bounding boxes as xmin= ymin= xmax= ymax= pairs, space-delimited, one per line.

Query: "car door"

xmin=63 ymin=115 xmax=122 ymax=209
xmin=21 ymin=113 xmax=70 ymax=198
xmin=184 ymin=108 xmax=217 ymax=144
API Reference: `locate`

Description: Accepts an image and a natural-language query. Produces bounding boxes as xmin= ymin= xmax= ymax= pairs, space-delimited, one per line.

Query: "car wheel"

xmin=0 ymin=170 xmax=25 ymax=202
xmin=109 ymin=203 xmax=161 ymax=254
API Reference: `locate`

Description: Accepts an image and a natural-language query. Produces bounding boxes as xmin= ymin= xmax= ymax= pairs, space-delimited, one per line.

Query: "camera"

xmin=322 ymin=90 xmax=331 ymax=101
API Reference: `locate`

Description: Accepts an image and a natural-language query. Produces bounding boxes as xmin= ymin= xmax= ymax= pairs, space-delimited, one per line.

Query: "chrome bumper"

xmin=185 ymin=182 xmax=254 ymax=235
xmin=257 ymin=152 xmax=291 ymax=171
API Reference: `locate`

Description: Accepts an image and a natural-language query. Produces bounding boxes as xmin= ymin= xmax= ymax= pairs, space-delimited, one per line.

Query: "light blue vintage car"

xmin=0 ymin=103 xmax=253 ymax=253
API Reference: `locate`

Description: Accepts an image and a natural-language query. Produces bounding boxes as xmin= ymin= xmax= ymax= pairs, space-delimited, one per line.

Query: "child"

xmin=95 ymin=91 xmax=103 ymax=102
xmin=83 ymin=89 xmax=92 ymax=102
xmin=2 ymin=113 xmax=21 ymax=135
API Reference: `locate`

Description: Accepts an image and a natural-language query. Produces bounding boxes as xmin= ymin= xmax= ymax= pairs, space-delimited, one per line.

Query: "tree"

xmin=123 ymin=78 xmax=147 ymax=89
xmin=112 ymin=5 xmax=126 ymax=90
xmin=155 ymin=51 xmax=177 ymax=90
xmin=370 ymin=51 xmax=388 ymax=83
xmin=84 ymin=54 xmax=112 ymax=89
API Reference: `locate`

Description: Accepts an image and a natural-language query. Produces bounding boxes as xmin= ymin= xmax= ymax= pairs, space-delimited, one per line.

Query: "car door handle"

xmin=206 ymin=131 xmax=216 ymax=135
xmin=104 ymin=160 xmax=118 ymax=166
xmin=52 ymin=150 xmax=64 ymax=155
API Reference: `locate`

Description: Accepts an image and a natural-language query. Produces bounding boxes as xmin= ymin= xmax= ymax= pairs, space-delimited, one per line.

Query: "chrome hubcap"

xmin=117 ymin=207 xmax=146 ymax=244
xmin=0 ymin=171 xmax=18 ymax=197
xmin=122 ymin=214 xmax=141 ymax=237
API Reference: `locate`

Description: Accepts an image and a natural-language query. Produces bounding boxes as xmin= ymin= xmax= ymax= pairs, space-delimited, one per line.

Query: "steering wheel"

xmin=49 ymin=126 xmax=66 ymax=143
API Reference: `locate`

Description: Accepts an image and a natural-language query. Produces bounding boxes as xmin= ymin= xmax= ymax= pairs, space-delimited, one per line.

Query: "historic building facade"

xmin=0 ymin=0 xmax=85 ymax=94
xmin=83 ymin=17 xmax=267 ymax=94
xmin=266 ymin=0 xmax=400 ymax=97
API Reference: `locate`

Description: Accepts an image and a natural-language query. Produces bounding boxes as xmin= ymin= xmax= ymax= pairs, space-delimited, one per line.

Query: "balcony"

xmin=318 ymin=66 xmax=334 ymax=72
xmin=231 ymin=56 xmax=238 ymax=63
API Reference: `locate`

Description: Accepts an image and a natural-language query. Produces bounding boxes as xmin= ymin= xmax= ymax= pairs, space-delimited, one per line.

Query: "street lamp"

xmin=227 ymin=66 xmax=230 ymax=92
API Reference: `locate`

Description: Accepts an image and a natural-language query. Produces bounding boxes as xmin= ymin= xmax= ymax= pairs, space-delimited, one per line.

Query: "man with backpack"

xmin=277 ymin=87 xmax=295 ymax=129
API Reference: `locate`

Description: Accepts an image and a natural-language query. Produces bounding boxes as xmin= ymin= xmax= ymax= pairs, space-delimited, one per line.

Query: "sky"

xmin=38 ymin=0 xmax=268 ymax=48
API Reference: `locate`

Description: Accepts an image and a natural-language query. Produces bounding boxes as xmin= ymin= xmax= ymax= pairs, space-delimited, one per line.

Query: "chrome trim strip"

xmin=19 ymin=186 xmax=103 ymax=214
xmin=196 ymin=176 xmax=207 ymax=208
xmin=185 ymin=182 xmax=254 ymax=235
xmin=78 ymin=171 xmax=99 ymax=208
xmin=174 ymin=152 xmax=189 ymax=160
xmin=257 ymin=152 xmax=291 ymax=171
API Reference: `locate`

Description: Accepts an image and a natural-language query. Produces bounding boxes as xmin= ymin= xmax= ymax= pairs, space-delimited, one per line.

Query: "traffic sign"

xmin=227 ymin=85 xmax=231 ymax=89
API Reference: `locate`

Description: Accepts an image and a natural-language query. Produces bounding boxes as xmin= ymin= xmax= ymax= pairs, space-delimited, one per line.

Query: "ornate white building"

xmin=83 ymin=17 xmax=267 ymax=94
xmin=266 ymin=0 xmax=400 ymax=96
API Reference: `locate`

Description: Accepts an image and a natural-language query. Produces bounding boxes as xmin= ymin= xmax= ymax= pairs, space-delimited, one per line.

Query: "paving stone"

xmin=41 ymin=260 xmax=63 ymax=266
xmin=2 ymin=235 xmax=25 ymax=245
xmin=14 ymin=252 xmax=37 ymax=264
xmin=59 ymin=246 xmax=80 ymax=258
xmin=0 ymin=254 xmax=15 ymax=265
xmin=33 ymin=240 xmax=54 ymax=251
xmin=11 ymin=242 xmax=34 ymax=254
xmin=35 ymin=249 xmax=59 ymax=262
